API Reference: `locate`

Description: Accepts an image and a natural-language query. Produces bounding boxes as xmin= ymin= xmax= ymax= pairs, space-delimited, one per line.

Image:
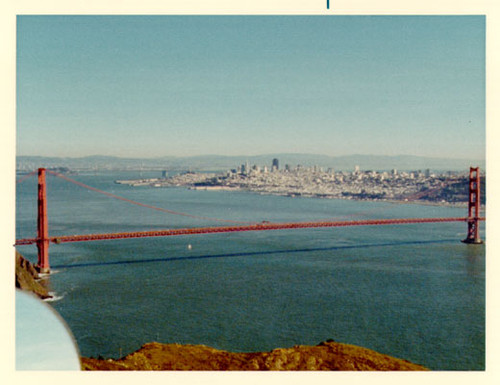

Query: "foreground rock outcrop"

xmin=15 ymin=251 xmax=51 ymax=299
xmin=81 ymin=340 xmax=428 ymax=371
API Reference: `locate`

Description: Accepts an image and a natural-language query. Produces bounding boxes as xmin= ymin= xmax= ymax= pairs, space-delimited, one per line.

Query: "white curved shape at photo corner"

xmin=15 ymin=289 xmax=81 ymax=370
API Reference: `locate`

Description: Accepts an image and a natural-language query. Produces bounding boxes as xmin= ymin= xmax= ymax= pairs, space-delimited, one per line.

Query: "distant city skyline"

xmin=16 ymin=15 xmax=485 ymax=160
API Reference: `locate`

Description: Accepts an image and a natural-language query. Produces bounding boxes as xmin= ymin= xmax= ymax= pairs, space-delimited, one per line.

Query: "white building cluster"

xmin=117 ymin=158 xmax=472 ymax=205
xmin=206 ymin=160 xmax=457 ymax=202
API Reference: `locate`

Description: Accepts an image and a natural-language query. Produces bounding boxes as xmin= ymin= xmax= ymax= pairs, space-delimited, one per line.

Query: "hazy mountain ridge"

xmin=16 ymin=154 xmax=485 ymax=172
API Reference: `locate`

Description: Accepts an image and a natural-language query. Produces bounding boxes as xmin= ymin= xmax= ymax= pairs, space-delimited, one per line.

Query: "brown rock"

xmin=81 ymin=340 xmax=429 ymax=371
xmin=15 ymin=251 xmax=51 ymax=299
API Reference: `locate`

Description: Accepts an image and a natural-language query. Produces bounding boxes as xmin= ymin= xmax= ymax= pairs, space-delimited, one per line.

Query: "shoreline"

xmin=118 ymin=179 xmax=471 ymax=209
xmin=115 ymin=167 xmax=481 ymax=210
xmin=189 ymin=185 xmax=470 ymax=208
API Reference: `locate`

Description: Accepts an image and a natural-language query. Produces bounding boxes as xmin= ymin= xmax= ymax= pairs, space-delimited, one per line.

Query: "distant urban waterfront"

xmin=114 ymin=160 xmax=485 ymax=207
xmin=15 ymin=170 xmax=485 ymax=370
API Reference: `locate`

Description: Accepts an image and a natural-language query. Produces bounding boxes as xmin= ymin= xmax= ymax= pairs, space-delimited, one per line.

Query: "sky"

xmin=16 ymin=15 xmax=485 ymax=160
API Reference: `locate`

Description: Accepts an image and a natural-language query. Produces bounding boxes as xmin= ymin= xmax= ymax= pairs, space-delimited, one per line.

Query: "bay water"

xmin=15 ymin=171 xmax=485 ymax=370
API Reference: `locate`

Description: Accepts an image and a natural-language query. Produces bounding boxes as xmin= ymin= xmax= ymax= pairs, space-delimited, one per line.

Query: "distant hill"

xmin=16 ymin=154 xmax=485 ymax=173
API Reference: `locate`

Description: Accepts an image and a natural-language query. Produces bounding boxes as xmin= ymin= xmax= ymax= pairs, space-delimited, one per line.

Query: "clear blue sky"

xmin=16 ymin=15 xmax=485 ymax=159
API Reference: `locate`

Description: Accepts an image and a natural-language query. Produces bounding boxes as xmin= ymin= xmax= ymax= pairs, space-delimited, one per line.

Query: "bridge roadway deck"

xmin=14 ymin=217 xmax=477 ymax=246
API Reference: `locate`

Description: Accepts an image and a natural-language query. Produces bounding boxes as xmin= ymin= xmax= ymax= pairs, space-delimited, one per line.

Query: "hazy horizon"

xmin=17 ymin=16 xmax=485 ymax=160
xmin=16 ymin=152 xmax=485 ymax=161
xmin=16 ymin=152 xmax=485 ymax=173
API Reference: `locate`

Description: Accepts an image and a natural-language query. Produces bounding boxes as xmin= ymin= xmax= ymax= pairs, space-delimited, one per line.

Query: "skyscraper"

xmin=272 ymin=158 xmax=279 ymax=171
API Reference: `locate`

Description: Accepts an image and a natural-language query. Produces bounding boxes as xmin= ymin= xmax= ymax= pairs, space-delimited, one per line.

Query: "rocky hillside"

xmin=15 ymin=251 xmax=51 ymax=299
xmin=81 ymin=340 xmax=428 ymax=371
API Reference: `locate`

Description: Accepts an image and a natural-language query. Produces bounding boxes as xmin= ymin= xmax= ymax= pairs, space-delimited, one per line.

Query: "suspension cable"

xmin=46 ymin=170 xmax=257 ymax=224
xmin=16 ymin=170 xmax=38 ymax=184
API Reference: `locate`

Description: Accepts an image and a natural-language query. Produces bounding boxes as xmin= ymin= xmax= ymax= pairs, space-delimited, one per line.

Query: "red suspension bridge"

xmin=15 ymin=167 xmax=485 ymax=274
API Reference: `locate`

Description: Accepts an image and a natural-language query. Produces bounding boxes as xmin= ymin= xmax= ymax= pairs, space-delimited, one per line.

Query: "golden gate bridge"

xmin=14 ymin=167 xmax=485 ymax=274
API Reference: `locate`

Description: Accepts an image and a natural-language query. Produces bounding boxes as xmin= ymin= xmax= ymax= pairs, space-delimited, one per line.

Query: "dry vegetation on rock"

xmin=81 ymin=340 xmax=428 ymax=371
xmin=15 ymin=251 xmax=51 ymax=299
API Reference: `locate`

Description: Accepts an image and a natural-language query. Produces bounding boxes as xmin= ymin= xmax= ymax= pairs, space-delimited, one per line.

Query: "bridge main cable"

xmin=46 ymin=170 xmax=257 ymax=225
xmin=16 ymin=169 xmax=38 ymax=184
xmin=14 ymin=217 xmax=476 ymax=245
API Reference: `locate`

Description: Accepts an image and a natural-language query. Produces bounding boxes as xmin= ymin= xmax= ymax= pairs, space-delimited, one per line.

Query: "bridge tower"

xmin=36 ymin=168 xmax=50 ymax=273
xmin=462 ymin=167 xmax=483 ymax=244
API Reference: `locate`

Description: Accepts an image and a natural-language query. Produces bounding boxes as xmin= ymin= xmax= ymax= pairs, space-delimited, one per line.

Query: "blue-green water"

xmin=15 ymin=171 xmax=485 ymax=370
